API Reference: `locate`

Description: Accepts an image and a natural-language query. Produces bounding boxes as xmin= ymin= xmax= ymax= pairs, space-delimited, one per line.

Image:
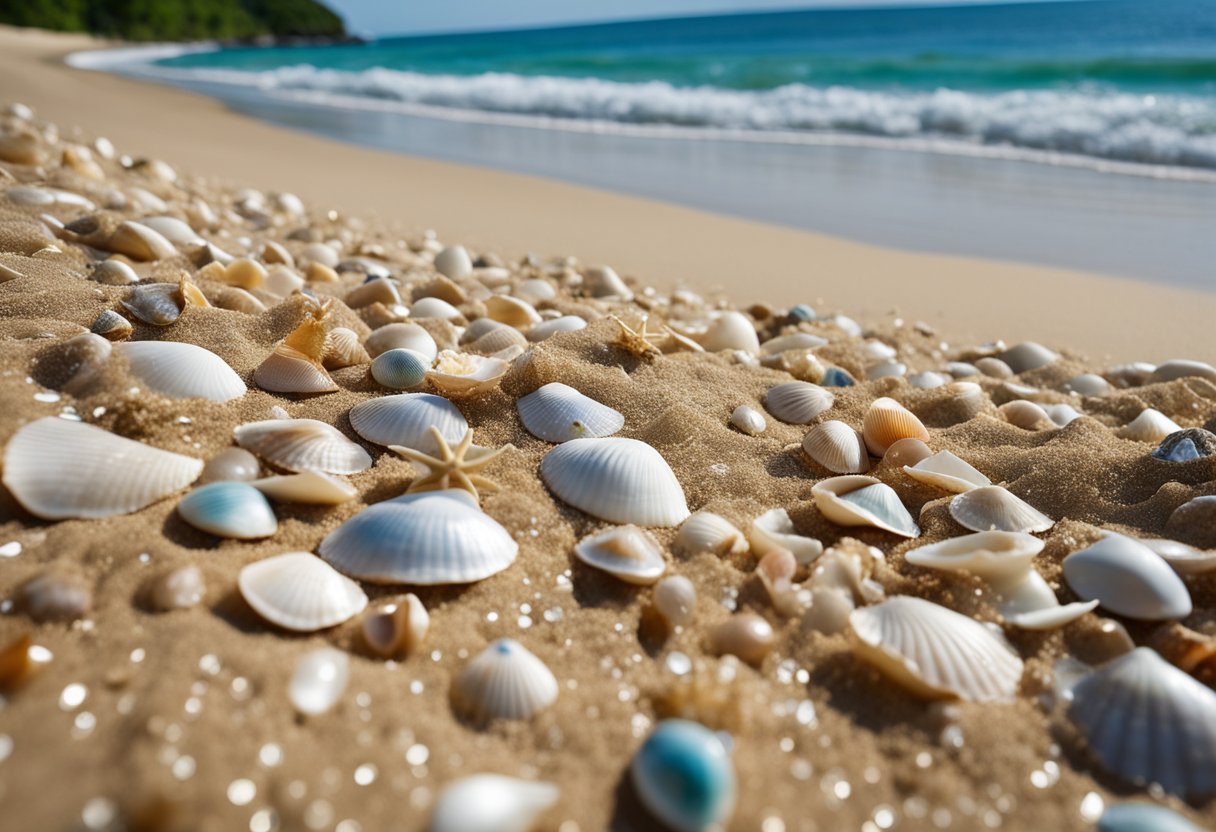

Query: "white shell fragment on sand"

xmin=1117 ymin=409 xmax=1182 ymax=443
xmin=903 ymin=451 xmax=990 ymax=493
xmin=3 ymin=417 xmax=202 ymax=520
xmin=429 ymin=774 xmax=559 ymax=832
xmin=1063 ymin=533 xmax=1192 ymax=621
xmin=1141 ymin=538 xmax=1216 ymax=576
xmin=674 ymin=511 xmax=748 ymax=557
xmin=812 ymin=476 xmax=920 ymax=538
xmin=763 ymin=381 xmax=834 ymax=424
xmin=574 ymin=525 xmax=667 ymax=585
xmin=349 ymin=393 xmax=468 ymax=452
xmin=290 ymin=647 xmax=349 ymax=716
xmin=802 ymin=420 xmax=869 ymax=474
xmin=452 ymin=638 xmax=558 ymax=722
xmin=748 ymin=508 xmax=823 ymax=563
xmin=517 ymin=383 xmax=624 ymax=443
xmin=239 ymin=552 xmax=368 ymax=632
xmin=729 ymin=405 xmax=766 ymax=436
xmin=362 ymin=594 xmax=429 ymax=657
xmin=234 ymin=419 xmax=371 ymax=474
xmin=949 ymin=486 xmax=1054 ymax=533
xmin=116 ymin=341 xmax=245 ymax=402
xmin=177 ymin=482 xmax=277 ymax=539
xmin=540 ymin=437 xmax=689 ymax=527
xmin=251 ymin=470 xmax=357 ymax=505
xmin=850 ymin=596 xmax=1023 ymax=702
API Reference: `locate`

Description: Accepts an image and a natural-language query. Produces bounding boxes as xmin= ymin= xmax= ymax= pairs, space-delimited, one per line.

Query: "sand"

xmin=2 ymin=27 xmax=1216 ymax=832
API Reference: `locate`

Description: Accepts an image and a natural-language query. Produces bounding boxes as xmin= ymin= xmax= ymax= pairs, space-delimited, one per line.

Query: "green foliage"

xmin=0 ymin=0 xmax=345 ymax=41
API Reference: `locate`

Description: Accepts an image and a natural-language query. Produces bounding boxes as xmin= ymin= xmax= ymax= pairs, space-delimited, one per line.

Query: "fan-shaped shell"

xmin=365 ymin=323 xmax=438 ymax=361
xmin=700 ymin=311 xmax=759 ymax=353
xmin=862 ymin=397 xmax=929 ymax=456
xmin=574 ymin=526 xmax=667 ymax=585
xmin=371 ymin=348 xmax=429 ymax=389
xmin=462 ymin=320 xmax=528 ymax=354
xmin=452 ymin=638 xmax=558 ymax=722
xmin=251 ymin=470 xmax=357 ymax=505
xmin=117 ymin=341 xmax=245 ymax=402
xmin=763 ymin=381 xmax=834 ymax=425
xmin=429 ymin=774 xmax=560 ymax=832
xmin=674 ymin=511 xmax=748 ymax=557
xmin=1069 ymin=648 xmax=1216 ymax=798
xmin=517 ymin=383 xmax=624 ymax=443
xmin=748 ymin=508 xmax=823 ymax=562
xmin=528 ymin=315 xmax=586 ymax=342
xmin=812 ymin=476 xmax=920 ymax=538
xmin=427 ymin=350 xmax=507 ymax=396
xmin=238 ymin=552 xmax=368 ymax=632
xmin=234 ymin=419 xmax=371 ymax=474
xmin=319 ymin=491 xmax=518 ymax=584
xmin=903 ymin=451 xmax=990 ymax=493
xmin=178 ymin=482 xmax=277 ymax=539
xmin=1118 ymin=409 xmax=1182 ymax=443
xmin=3 ymin=417 xmax=202 ymax=519
xmin=802 ymin=421 xmax=869 ymax=474
xmin=949 ymin=486 xmax=1053 ymax=533
xmin=850 ymin=596 xmax=1023 ymax=702
xmin=631 ymin=720 xmax=737 ymax=832
xmin=348 ymin=393 xmax=468 ymax=452
xmin=539 ymin=438 xmax=689 ymax=527
xmin=1063 ymin=533 xmax=1192 ymax=621
xmin=323 ymin=327 xmax=370 ymax=368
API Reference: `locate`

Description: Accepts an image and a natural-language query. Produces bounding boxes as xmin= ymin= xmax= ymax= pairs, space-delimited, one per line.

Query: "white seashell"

xmin=862 ymin=397 xmax=929 ymax=456
xmin=362 ymin=594 xmax=429 ymax=657
xmin=139 ymin=216 xmax=201 ymax=246
xmin=999 ymin=341 xmax=1057 ymax=374
xmin=574 ymin=525 xmax=667 ymax=585
xmin=653 ymin=575 xmax=697 ymax=627
xmin=1066 ymin=373 xmax=1111 ymax=396
xmin=115 ymin=341 xmax=245 ymax=402
xmin=528 ymin=315 xmax=587 ymax=342
xmin=239 ymin=552 xmax=368 ymax=632
xmin=1068 ymin=648 xmax=1216 ymax=798
xmin=674 ymin=511 xmax=748 ymax=557
xmin=903 ymin=451 xmax=990 ymax=493
xmin=748 ymin=508 xmax=823 ymax=562
xmin=949 ymin=486 xmax=1053 ymax=533
xmin=757 ymin=549 xmax=811 ymax=616
xmin=729 ymin=405 xmax=766 ymax=436
xmin=866 ymin=360 xmax=906 ymax=380
xmin=452 ymin=639 xmax=558 ymax=722
xmin=850 ymin=596 xmax=1023 ymax=702
xmin=434 ymin=245 xmax=473 ymax=279
xmin=517 ymin=383 xmax=624 ymax=443
xmin=301 ymin=242 xmax=339 ymax=268
xmin=234 ymin=419 xmax=371 ymax=474
xmin=1141 ymin=538 xmax=1216 ymax=576
xmin=1118 ymin=409 xmax=1181 ymax=443
xmin=1148 ymin=359 xmax=1216 ymax=385
xmin=251 ymin=470 xmax=357 ymax=505
xmin=1000 ymin=400 xmax=1054 ymax=431
xmin=763 ymin=381 xmax=834 ymax=424
xmin=411 ymin=296 xmax=463 ymax=321
xmin=348 ymin=393 xmax=467 ymax=452
xmin=427 ymin=350 xmax=507 ymax=396
xmin=92 ymin=259 xmax=139 ymax=285
xmin=1063 ymin=533 xmax=1192 ymax=621
xmin=1043 ymin=403 xmax=1082 ymax=427
xmin=540 ymin=437 xmax=689 ymax=527
xmin=200 ymin=447 xmax=260 ymax=484
xmin=320 ymin=491 xmax=518 ymax=584
xmin=514 ymin=277 xmax=556 ymax=305
xmin=975 ymin=357 xmax=1013 ymax=379
xmin=254 ymin=314 xmax=336 ymax=395
xmin=178 ymin=482 xmax=277 ymax=539
xmin=802 ymin=421 xmax=869 ymax=474
xmin=290 ymin=647 xmax=349 ymax=716
xmin=364 ymin=323 xmax=438 ymax=361
xmin=584 ymin=265 xmax=632 ymax=299
xmin=760 ymin=332 xmax=828 ymax=354
xmin=700 ymin=311 xmax=759 ymax=353
xmin=429 ymin=774 xmax=559 ymax=832
xmin=106 ymin=221 xmax=177 ymax=261
xmin=908 ymin=371 xmax=948 ymax=389
xmin=3 ymin=417 xmax=202 ymax=520
xmin=812 ymin=476 xmax=920 ymax=538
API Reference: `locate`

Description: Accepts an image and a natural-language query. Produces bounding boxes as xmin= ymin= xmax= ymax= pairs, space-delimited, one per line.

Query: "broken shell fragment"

xmin=573 ymin=525 xmax=667 ymax=585
xmin=747 ymin=508 xmax=823 ymax=562
xmin=903 ymin=451 xmax=990 ymax=493
xmin=361 ymin=594 xmax=429 ymax=658
xmin=674 ymin=511 xmax=748 ymax=557
xmin=251 ymin=470 xmax=357 ymax=505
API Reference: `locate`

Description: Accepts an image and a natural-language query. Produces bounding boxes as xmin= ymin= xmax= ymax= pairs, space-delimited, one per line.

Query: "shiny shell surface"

xmin=539 ymin=437 xmax=689 ymax=527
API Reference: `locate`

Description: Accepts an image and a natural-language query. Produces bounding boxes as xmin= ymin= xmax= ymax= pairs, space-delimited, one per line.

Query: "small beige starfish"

xmin=389 ymin=427 xmax=513 ymax=500
xmin=609 ymin=314 xmax=662 ymax=360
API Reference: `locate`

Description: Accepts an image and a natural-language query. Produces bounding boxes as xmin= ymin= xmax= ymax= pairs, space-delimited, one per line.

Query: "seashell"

xmin=1097 ymin=804 xmax=1204 ymax=832
xmin=426 ymin=350 xmax=508 ymax=396
xmin=211 ymin=285 xmax=266 ymax=314
xmin=528 ymin=315 xmax=587 ymax=342
xmin=760 ymin=332 xmax=828 ymax=354
xmin=908 ymin=371 xmax=948 ymax=389
xmin=1105 ymin=361 xmax=1155 ymax=388
xmin=729 ymin=405 xmax=766 ymax=436
xmin=517 ymin=383 xmax=624 ymax=443
xmin=862 ymin=397 xmax=929 ymax=456
xmin=178 ymin=482 xmax=277 ymax=539
xmin=903 ymin=451 xmax=990 ymax=493
xmin=139 ymin=216 xmax=200 ymax=246
xmin=540 ymin=437 xmax=689 ymax=527
xmin=700 ymin=312 xmax=759 ymax=353
xmin=757 ymin=548 xmax=811 ymax=616
xmin=105 ymin=221 xmax=177 ymax=261
xmin=513 ymin=277 xmax=555 ymax=305
xmin=1148 ymin=359 xmax=1216 ymax=385
xmin=345 ymin=276 xmax=402 ymax=309
xmin=411 ymin=296 xmax=463 ymax=320
xmin=452 ymin=638 xmax=558 ymax=722
xmin=1164 ymin=496 xmax=1216 ymax=550
xmin=747 ymin=508 xmax=823 ymax=562
xmin=320 ymin=491 xmax=518 ymax=584
xmin=261 ymin=265 xmax=305 ymax=298
xmin=999 ymin=341 xmax=1057 ymax=374
xmin=1066 ymin=373 xmax=1111 ymax=396
xmin=654 ymin=576 xmax=697 ymax=628
xmin=414 ymin=273 xmax=467 ymax=306
xmin=234 ymin=419 xmax=371 ymax=474
xmin=116 ymin=341 xmax=245 ymax=402
xmin=674 ymin=511 xmax=748 ymax=557
xmin=262 ymin=240 xmax=294 ymax=267
xmin=484 ymin=294 xmax=541 ymax=328
xmin=802 ymin=421 xmax=869 ymax=474
xmin=812 ymin=476 xmax=920 ymax=538
xmin=866 ymin=360 xmax=906 ymax=380
xmin=361 ymin=594 xmax=429 ymax=658
xmin=429 ymin=774 xmax=559 ymax=832
xmin=573 ymin=525 xmax=667 ymax=585
xmin=290 ymin=647 xmax=349 ymax=716
xmin=999 ymin=400 xmax=1054 ymax=431
xmin=90 ymin=309 xmax=133 ymax=341
xmin=763 ymin=381 xmax=834 ymax=425
xmin=251 ymin=470 xmax=357 ymax=505
xmin=254 ymin=313 xmax=337 ymax=394
xmin=3 ymin=417 xmax=202 ymax=519
xmin=631 ymin=720 xmax=736 ymax=832
xmin=434 ymin=245 xmax=473 ymax=279
xmin=1117 ymin=408 xmax=1180 ymax=443
xmin=1063 ymin=533 xmax=1191 ymax=621
xmin=1068 ymin=648 xmax=1216 ymax=798
xmin=91 ymin=259 xmax=139 ymax=285
xmin=149 ymin=565 xmax=204 ymax=611
xmin=301 ymin=242 xmax=339 ymax=268
xmin=1003 ymin=380 xmax=1040 ymax=398
xmin=349 ymin=392 xmax=467 ymax=452
xmin=21 ymin=573 xmax=92 ymax=622
xmin=949 ymin=486 xmax=1053 ymax=533
xmin=1153 ymin=428 xmax=1216 ymax=462
xmin=120 ymin=282 xmax=183 ymax=326
xmin=1148 ymin=622 xmax=1216 ymax=689
xmin=1043 ymin=403 xmax=1082 ymax=427
xmin=323 ymin=327 xmax=371 ymax=368
xmin=883 ymin=437 xmax=932 ymax=468
xmin=974 ymin=357 xmax=1013 ymax=378
xmin=200 ymin=447 xmax=260 ymax=484
xmin=239 ymin=552 xmax=368 ymax=632
xmin=364 ymin=322 xmax=438 ymax=360
xmin=1141 ymin=538 xmax=1216 ymax=576
xmin=462 ymin=320 xmax=528 ymax=354
xmin=709 ymin=613 xmax=775 ymax=666
xmin=584 ymin=265 xmax=633 ymax=299
xmin=850 ymin=596 xmax=1023 ymax=702
xmin=371 ymin=348 xmax=429 ymax=390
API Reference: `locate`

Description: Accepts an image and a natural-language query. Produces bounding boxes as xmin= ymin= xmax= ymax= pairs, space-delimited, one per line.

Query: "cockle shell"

xmin=700 ymin=311 xmax=759 ymax=353
xmin=323 ymin=327 xmax=370 ymax=368
xmin=862 ymin=397 xmax=929 ymax=456
xmin=1063 ymin=533 xmax=1192 ymax=621
xmin=365 ymin=323 xmax=438 ymax=361
xmin=3 ymin=417 xmax=202 ymax=519
xmin=178 ymin=482 xmax=277 ymax=539
xmin=812 ymin=476 xmax=920 ymax=538
xmin=674 ymin=511 xmax=748 ymax=557
xmin=116 ymin=341 xmax=245 ymax=402
xmin=574 ymin=526 xmax=667 ymax=585
xmin=1068 ymin=648 xmax=1216 ymax=798
xmin=517 ymin=383 xmax=624 ymax=443
xmin=348 ymin=393 xmax=467 ymax=452
xmin=1117 ymin=408 xmax=1181 ymax=443
xmin=429 ymin=775 xmax=559 ymax=832
xmin=801 ymin=421 xmax=869 ymax=474
xmin=763 ymin=381 xmax=834 ymax=424
xmin=319 ymin=491 xmax=518 ymax=584
xmin=254 ymin=314 xmax=337 ymax=394
xmin=452 ymin=638 xmax=558 ymax=722
xmin=106 ymin=220 xmax=177 ymax=261
xmin=371 ymin=348 xmax=429 ymax=389
xmin=461 ymin=319 xmax=528 ymax=354
xmin=539 ymin=437 xmax=689 ymax=527
xmin=903 ymin=451 xmax=990 ymax=493
xmin=234 ymin=419 xmax=371 ymax=474
xmin=251 ymin=470 xmax=357 ymax=505
xmin=426 ymin=350 xmax=508 ymax=396
xmin=290 ymin=647 xmax=349 ymax=715
xmin=528 ymin=315 xmax=586 ymax=342
xmin=631 ymin=720 xmax=737 ymax=832
xmin=748 ymin=508 xmax=823 ymax=562
xmin=949 ymin=486 xmax=1053 ymax=533
xmin=850 ymin=596 xmax=1023 ymax=702
xmin=238 ymin=552 xmax=368 ymax=632
xmin=91 ymin=309 xmax=133 ymax=341
xmin=362 ymin=594 xmax=429 ymax=657
xmin=729 ymin=405 xmax=766 ymax=436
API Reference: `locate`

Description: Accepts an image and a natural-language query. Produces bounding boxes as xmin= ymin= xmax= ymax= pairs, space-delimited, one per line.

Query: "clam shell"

xmin=452 ymin=638 xmax=558 ymax=722
xmin=763 ymin=381 xmax=834 ymax=425
xmin=812 ymin=476 xmax=920 ymax=538
xmin=251 ymin=470 xmax=357 ymax=505
xmin=883 ymin=438 xmax=932 ymax=468
xmin=1000 ymin=400 xmax=1055 ymax=431
xmin=999 ymin=341 xmax=1057 ymax=374
xmin=484 ymin=294 xmax=541 ymax=328
xmin=434 ymin=245 xmax=472 ymax=279
xmin=364 ymin=323 xmax=437 ymax=361
xmin=573 ymin=525 xmax=667 ymax=585
xmin=429 ymin=774 xmax=559 ymax=832
xmin=1148 ymin=359 xmax=1216 ymax=385
xmin=517 ymin=383 xmax=624 ymax=443
xmin=91 ymin=309 xmax=133 ymax=341
xmin=178 ymin=482 xmax=277 ymax=539
xmin=1069 ymin=648 xmax=1216 ymax=798
xmin=528 ymin=315 xmax=586 ymax=342
xmin=802 ymin=421 xmax=869 ymax=474
xmin=323 ymin=327 xmax=370 ymax=368
xmin=139 ymin=216 xmax=200 ymax=246
xmin=1063 ymin=533 xmax=1192 ymax=621
xmin=121 ymin=283 xmax=183 ymax=325
xmin=371 ymin=348 xmax=429 ymax=390
xmin=319 ymin=491 xmax=518 ymax=584
xmin=850 ymin=596 xmax=1023 ymax=702
xmin=1043 ymin=403 xmax=1082 ymax=427
xmin=92 ymin=260 xmax=139 ymax=285
xmin=631 ymin=720 xmax=737 ymax=832
xmin=106 ymin=220 xmax=176 ymax=261
xmin=1141 ymin=538 xmax=1216 ymax=576
xmin=1066 ymin=373 xmax=1112 ymax=396
xmin=862 ymin=397 xmax=929 ymax=456
xmin=949 ymin=486 xmax=1053 ymax=533
xmin=116 ymin=341 xmax=245 ymax=402
xmin=1118 ymin=409 xmax=1182 ymax=443
xmin=427 ymin=350 xmax=508 ymax=396
xmin=290 ymin=647 xmax=349 ymax=715
xmin=760 ymin=332 xmax=828 ymax=354
xmin=234 ymin=419 xmax=371 ymax=474
xmin=729 ymin=405 xmax=766 ymax=436
xmin=903 ymin=451 xmax=990 ymax=493
xmin=674 ymin=511 xmax=748 ymax=557
xmin=348 ymin=393 xmax=467 ymax=452
xmin=748 ymin=508 xmax=823 ymax=562
xmin=3 ymin=417 xmax=202 ymax=519
xmin=539 ymin=437 xmax=689 ymax=527
xmin=411 ymin=297 xmax=463 ymax=321
xmin=700 ymin=311 xmax=759 ymax=353
xmin=238 ymin=552 xmax=368 ymax=632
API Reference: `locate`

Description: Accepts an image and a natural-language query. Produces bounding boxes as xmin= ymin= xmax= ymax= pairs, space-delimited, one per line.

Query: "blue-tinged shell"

xmin=1153 ymin=429 xmax=1216 ymax=462
xmin=788 ymin=304 xmax=816 ymax=322
xmin=178 ymin=482 xmax=277 ymax=539
xmin=371 ymin=348 xmax=429 ymax=390
xmin=630 ymin=719 xmax=736 ymax=832
xmin=821 ymin=367 xmax=855 ymax=387
xmin=1099 ymin=804 xmax=1205 ymax=832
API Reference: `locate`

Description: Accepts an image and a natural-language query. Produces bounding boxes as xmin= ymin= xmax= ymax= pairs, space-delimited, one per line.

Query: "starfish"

xmin=609 ymin=314 xmax=663 ymax=360
xmin=389 ymin=427 xmax=513 ymax=500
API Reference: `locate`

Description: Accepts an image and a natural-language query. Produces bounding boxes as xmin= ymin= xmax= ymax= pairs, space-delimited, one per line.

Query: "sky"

xmin=330 ymin=0 xmax=1040 ymax=37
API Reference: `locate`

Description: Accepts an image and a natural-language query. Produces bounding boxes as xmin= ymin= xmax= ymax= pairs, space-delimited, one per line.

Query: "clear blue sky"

xmin=330 ymin=0 xmax=1035 ymax=37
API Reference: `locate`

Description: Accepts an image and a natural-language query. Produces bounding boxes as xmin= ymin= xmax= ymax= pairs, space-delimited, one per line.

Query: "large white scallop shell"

xmin=517 ymin=383 xmax=624 ymax=443
xmin=903 ymin=451 xmax=990 ymax=493
xmin=674 ymin=511 xmax=748 ymax=557
xmin=116 ymin=341 xmax=245 ymax=402
xmin=3 ymin=417 xmax=202 ymax=519
xmin=574 ymin=525 xmax=667 ymax=585
xmin=1063 ymin=533 xmax=1192 ymax=621
xmin=429 ymin=774 xmax=559 ymax=832
xmin=319 ymin=491 xmax=518 ymax=584
xmin=812 ymin=476 xmax=920 ymax=538
xmin=452 ymin=638 xmax=558 ymax=722
xmin=801 ymin=421 xmax=870 ymax=474
xmin=762 ymin=381 xmax=834 ymax=424
xmin=949 ymin=486 xmax=1053 ymax=533
xmin=348 ymin=393 xmax=468 ymax=452
xmin=850 ymin=596 xmax=1023 ymax=702
xmin=234 ymin=419 xmax=371 ymax=474
xmin=539 ymin=437 xmax=689 ymax=527
xmin=238 ymin=552 xmax=368 ymax=632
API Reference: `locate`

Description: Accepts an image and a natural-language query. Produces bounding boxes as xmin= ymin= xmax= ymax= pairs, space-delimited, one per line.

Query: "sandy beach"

xmin=3 ymin=24 xmax=1216 ymax=832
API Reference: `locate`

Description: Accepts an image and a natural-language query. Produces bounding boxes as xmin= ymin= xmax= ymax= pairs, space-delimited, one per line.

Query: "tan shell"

xmin=251 ymin=470 xmax=358 ymax=505
xmin=90 ymin=309 xmax=132 ymax=341
xmin=862 ymin=397 xmax=929 ymax=456
xmin=323 ymin=327 xmax=371 ymax=369
xmin=220 ymin=258 xmax=267 ymax=290
xmin=346 ymin=277 xmax=402 ymax=309
xmin=709 ymin=613 xmax=775 ymax=666
xmin=484 ymin=295 xmax=541 ymax=328
xmin=802 ymin=421 xmax=870 ymax=474
xmin=105 ymin=221 xmax=177 ymax=261
xmin=999 ymin=400 xmax=1054 ymax=431
xmin=949 ymin=486 xmax=1054 ymax=533
xmin=674 ymin=511 xmax=749 ymax=557
xmin=254 ymin=313 xmax=338 ymax=394
xmin=362 ymin=594 xmax=429 ymax=658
